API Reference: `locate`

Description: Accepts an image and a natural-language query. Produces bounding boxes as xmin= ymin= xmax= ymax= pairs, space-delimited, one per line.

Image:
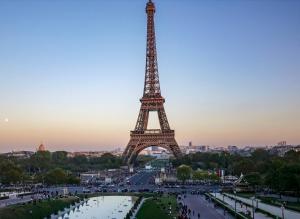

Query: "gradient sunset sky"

xmin=0 ymin=0 xmax=299 ymax=152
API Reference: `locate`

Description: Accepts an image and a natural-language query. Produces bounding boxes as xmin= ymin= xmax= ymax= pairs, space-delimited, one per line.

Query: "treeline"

xmin=176 ymin=164 xmax=219 ymax=183
xmin=173 ymin=149 xmax=300 ymax=194
xmin=0 ymin=151 xmax=122 ymax=185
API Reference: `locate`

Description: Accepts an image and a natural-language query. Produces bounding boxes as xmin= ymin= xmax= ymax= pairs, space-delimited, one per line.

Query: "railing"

xmin=144 ymin=129 xmax=162 ymax=134
xmin=131 ymin=129 xmax=175 ymax=135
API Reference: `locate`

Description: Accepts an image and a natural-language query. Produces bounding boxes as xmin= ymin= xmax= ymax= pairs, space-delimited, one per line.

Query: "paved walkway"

xmin=225 ymin=193 xmax=300 ymax=219
xmin=213 ymin=193 xmax=271 ymax=219
xmin=178 ymin=194 xmax=233 ymax=219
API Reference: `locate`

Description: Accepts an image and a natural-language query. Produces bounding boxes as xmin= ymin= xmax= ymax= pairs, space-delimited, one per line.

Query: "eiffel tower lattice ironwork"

xmin=123 ymin=0 xmax=182 ymax=165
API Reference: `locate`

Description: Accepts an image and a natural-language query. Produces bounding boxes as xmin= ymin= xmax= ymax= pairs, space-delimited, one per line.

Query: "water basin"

xmin=60 ymin=196 xmax=136 ymax=219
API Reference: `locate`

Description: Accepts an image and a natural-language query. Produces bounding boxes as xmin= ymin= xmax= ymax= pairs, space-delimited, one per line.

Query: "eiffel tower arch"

xmin=123 ymin=0 xmax=182 ymax=165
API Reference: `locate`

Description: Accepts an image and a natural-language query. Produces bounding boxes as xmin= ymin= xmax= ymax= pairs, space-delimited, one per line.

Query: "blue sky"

xmin=0 ymin=0 xmax=299 ymax=152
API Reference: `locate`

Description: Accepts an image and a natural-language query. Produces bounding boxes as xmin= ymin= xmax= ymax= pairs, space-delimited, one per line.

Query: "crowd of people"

xmin=177 ymin=195 xmax=201 ymax=219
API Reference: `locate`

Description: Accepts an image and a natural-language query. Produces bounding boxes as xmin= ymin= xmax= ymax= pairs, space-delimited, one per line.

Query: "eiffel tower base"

xmin=123 ymin=130 xmax=182 ymax=165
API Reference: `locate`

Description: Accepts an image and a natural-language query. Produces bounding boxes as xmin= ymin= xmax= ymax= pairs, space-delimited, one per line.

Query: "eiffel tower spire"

xmin=144 ymin=0 xmax=161 ymax=98
xmin=123 ymin=0 xmax=182 ymax=165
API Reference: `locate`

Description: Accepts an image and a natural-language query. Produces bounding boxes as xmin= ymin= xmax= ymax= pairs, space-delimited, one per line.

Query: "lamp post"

xmin=256 ymin=199 xmax=258 ymax=209
xmin=234 ymin=190 xmax=237 ymax=218
xmin=251 ymin=197 xmax=255 ymax=219
xmin=223 ymin=194 xmax=226 ymax=216
xmin=281 ymin=204 xmax=285 ymax=219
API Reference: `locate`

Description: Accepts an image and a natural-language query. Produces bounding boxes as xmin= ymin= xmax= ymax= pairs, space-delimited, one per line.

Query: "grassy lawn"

xmin=136 ymin=195 xmax=178 ymax=219
xmin=287 ymin=202 xmax=300 ymax=211
xmin=0 ymin=196 xmax=79 ymax=219
xmin=236 ymin=192 xmax=255 ymax=198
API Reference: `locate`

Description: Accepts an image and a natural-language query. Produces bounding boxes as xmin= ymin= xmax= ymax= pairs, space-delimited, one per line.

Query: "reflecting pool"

xmin=61 ymin=196 xmax=136 ymax=219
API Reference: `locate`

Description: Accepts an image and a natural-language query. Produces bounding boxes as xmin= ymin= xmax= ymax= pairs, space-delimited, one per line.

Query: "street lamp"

xmin=281 ymin=204 xmax=285 ymax=219
xmin=256 ymin=199 xmax=258 ymax=209
xmin=223 ymin=194 xmax=226 ymax=216
xmin=251 ymin=197 xmax=255 ymax=219
xmin=234 ymin=190 xmax=237 ymax=218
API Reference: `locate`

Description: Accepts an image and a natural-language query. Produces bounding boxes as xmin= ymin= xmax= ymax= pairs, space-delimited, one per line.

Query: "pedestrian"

xmin=198 ymin=212 xmax=200 ymax=218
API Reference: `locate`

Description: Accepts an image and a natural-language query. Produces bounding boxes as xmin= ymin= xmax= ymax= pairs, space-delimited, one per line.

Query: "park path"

xmin=224 ymin=193 xmax=300 ymax=219
xmin=179 ymin=194 xmax=233 ymax=219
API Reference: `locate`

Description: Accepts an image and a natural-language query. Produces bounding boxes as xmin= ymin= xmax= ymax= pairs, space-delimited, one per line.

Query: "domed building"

xmin=37 ymin=143 xmax=46 ymax=152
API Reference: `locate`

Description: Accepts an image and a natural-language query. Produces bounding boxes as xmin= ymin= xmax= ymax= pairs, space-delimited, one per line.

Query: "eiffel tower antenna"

xmin=123 ymin=0 xmax=182 ymax=165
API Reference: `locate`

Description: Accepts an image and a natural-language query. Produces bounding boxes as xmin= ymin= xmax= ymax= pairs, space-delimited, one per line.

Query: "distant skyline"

xmin=0 ymin=0 xmax=300 ymax=152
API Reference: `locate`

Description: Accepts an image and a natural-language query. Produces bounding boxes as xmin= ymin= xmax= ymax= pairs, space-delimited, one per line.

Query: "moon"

xmin=4 ymin=118 xmax=8 ymax=122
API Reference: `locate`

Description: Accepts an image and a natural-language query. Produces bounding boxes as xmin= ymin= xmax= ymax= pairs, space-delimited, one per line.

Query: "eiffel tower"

xmin=123 ymin=0 xmax=182 ymax=165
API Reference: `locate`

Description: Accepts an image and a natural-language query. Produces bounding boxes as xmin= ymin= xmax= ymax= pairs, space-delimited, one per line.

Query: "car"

xmin=83 ymin=189 xmax=91 ymax=193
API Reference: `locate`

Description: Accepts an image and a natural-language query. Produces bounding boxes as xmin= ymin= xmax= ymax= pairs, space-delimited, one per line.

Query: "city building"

xmin=80 ymin=169 xmax=126 ymax=185
xmin=2 ymin=150 xmax=34 ymax=159
xmin=227 ymin=145 xmax=238 ymax=154
xmin=67 ymin=151 xmax=105 ymax=158
xmin=269 ymin=144 xmax=299 ymax=157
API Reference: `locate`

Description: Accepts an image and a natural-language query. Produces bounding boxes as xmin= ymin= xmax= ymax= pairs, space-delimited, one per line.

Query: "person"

xmin=198 ymin=212 xmax=200 ymax=218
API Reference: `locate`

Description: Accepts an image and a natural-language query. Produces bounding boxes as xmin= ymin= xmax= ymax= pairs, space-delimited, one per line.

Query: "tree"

xmin=0 ymin=160 xmax=23 ymax=184
xmin=52 ymin=151 xmax=68 ymax=163
xmin=244 ymin=172 xmax=262 ymax=192
xmin=264 ymin=159 xmax=284 ymax=191
xmin=177 ymin=165 xmax=192 ymax=183
xmin=67 ymin=175 xmax=80 ymax=185
xmin=28 ymin=151 xmax=51 ymax=173
xmin=44 ymin=168 xmax=68 ymax=185
xmin=251 ymin=149 xmax=270 ymax=162
xmin=193 ymin=170 xmax=205 ymax=181
xmin=208 ymin=173 xmax=219 ymax=181
xmin=244 ymin=172 xmax=262 ymax=186
xmin=71 ymin=155 xmax=87 ymax=165
xmin=232 ymin=159 xmax=255 ymax=175
xmin=278 ymin=164 xmax=300 ymax=193
xmin=284 ymin=150 xmax=300 ymax=163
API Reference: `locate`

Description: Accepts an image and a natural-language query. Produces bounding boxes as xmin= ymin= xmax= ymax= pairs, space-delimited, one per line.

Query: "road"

xmin=128 ymin=169 xmax=158 ymax=186
xmin=179 ymin=194 xmax=233 ymax=219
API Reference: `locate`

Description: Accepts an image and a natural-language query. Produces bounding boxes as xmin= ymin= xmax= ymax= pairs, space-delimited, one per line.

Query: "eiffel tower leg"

xmin=158 ymin=108 xmax=170 ymax=131
xmin=170 ymin=143 xmax=183 ymax=158
xmin=123 ymin=140 xmax=136 ymax=164
xmin=127 ymin=143 xmax=145 ymax=165
xmin=135 ymin=108 xmax=149 ymax=131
